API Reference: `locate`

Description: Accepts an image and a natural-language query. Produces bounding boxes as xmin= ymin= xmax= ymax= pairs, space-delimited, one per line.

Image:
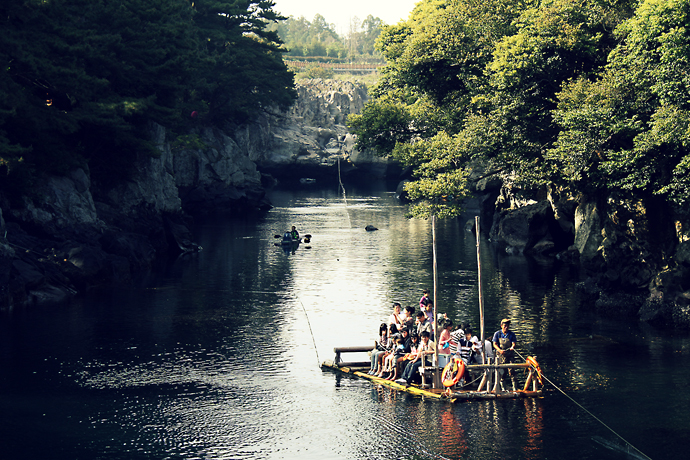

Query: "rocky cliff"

xmin=236 ymin=79 xmax=395 ymax=180
xmin=471 ymin=174 xmax=690 ymax=330
xmin=0 ymin=79 xmax=389 ymax=310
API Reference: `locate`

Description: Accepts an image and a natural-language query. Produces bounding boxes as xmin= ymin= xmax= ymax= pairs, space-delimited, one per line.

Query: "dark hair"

xmin=393 ymin=302 xmax=401 ymax=308
xmin=389 ymin=324 xmax=399 ymax=334
xmin=411 ymin=333 xmax=419 ymax=340
xmin=379 ymin=323 xmax=388 ymax=334
xmin=421 ymin=331 xmax=430 ymax=338
xmin=405 ymin=306 xmax=415 ymax=314
xmin=417 ymin=311 xmax=426 ymax=319
xmin=423 ymin=289 xmax=429 ymax=294
xmin=443 ymin=318 xmax=453 ymax=328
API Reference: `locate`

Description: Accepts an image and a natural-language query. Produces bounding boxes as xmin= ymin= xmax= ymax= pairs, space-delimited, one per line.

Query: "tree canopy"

xmin=0 ymin=0 xmax=296 ymax=195
xmin=349 ymin=0 xmax=690 ymax=218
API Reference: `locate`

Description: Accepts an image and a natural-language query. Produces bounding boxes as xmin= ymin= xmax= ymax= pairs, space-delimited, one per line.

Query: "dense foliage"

xmin=349 ymin=0 xmax=690 ymax=217
xmin=0 ymin=0 xmax=295 ymax=195
xmin=271 ymin=14 xmax=384 ymax=60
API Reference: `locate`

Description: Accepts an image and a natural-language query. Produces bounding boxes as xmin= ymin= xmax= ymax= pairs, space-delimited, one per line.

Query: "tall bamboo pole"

xmin=476 ymin=216 xmax=485 ymax=359
xmin=432 ymin=215 xmax=439 ymax=374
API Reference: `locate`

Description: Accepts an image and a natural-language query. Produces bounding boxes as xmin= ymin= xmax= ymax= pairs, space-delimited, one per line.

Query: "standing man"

xmin=492 ymin=318 xmax=517 ymax=364
xmin=290 ymin=226 xmax=299 ymax=240
xmin=492 ymin=318 xmax=517 ymax=390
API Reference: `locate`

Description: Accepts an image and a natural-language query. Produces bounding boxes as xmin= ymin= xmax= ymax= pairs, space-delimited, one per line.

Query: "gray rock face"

xmin=0 ymin=79 xmax=389 ymax=310
xmin=574 ymin=199 xmax=604 ymax=266
xmin=236 ymin=79 xmax=392 ymax=178
xmin=9 ymin=168 xmax=106 ymax=237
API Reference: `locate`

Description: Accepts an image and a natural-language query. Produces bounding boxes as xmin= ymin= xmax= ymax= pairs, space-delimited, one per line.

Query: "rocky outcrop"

xmin=235 ymin=79 xmax=395 ymax=180
xmin=470 ymin=172 xmax=690 ymax=330
xmin=0 ymin=123 xmax=270 ymax=310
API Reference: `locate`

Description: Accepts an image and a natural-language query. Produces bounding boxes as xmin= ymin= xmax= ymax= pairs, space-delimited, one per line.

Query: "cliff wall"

xmin=0 ymin=79 xmax=387 ymax=310
xmin=470 ymin=175 xmax=690 ymax=330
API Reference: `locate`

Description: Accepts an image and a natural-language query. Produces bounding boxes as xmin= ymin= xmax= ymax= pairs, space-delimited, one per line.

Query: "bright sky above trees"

xmin=273 ymin=0 xmax=419 ymax=35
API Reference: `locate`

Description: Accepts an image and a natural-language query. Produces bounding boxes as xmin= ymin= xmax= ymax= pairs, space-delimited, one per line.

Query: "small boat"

xmin=321 ymin=216 xmax=545 ymax=401
xmin=281 ymin=232 xmax=300 ymax=245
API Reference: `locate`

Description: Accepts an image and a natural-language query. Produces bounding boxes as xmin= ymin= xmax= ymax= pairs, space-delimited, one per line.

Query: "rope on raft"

xmin=514 ymin=349 xmax=652 ymax=460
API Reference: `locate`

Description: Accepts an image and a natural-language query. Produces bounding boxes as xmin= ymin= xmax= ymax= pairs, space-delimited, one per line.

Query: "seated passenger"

xmin=396 ymin=330 xmax=433 ymax=385
xmin=384 ymin=333 xmax=407 ymax=380
xmin=388 ymin=302 xmax=405 ymax=330
xmin=374 ymin=324 xmax=398 ymax=377
xmin=402 ymin=306 xmax=416 ymax=330
xmin=438 ymin=318 xmax=454 ymax=356
xmin=368 ymin=323 xmax=389 ymax=374
xmin=387 ymin=328 xmax=412 ymax=381
xmin=415 ymin=311 xmax=432 ymax=340
xmin=456 ymin=325 xmax=479 ymax=363
xmin=448 ymin=324 xmax=465 ymax=356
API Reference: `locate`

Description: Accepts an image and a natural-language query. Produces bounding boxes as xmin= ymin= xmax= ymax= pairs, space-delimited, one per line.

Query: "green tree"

xmin=551 ymin=0 xmax=690 ymax=204
xmin=0 ymin=0 xmax=296 ymax=195
xmin=350 ymin=0 xmax=635 ymax=218
xmin=350 ymin=0 xmax=527 ymax=218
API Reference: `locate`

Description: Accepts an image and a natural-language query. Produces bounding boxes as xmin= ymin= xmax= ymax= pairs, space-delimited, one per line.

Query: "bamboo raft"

xmin=323 ymin=217 xmax=544 ymax=402
xmin=321 ymin=346 xmax=544 ymax=401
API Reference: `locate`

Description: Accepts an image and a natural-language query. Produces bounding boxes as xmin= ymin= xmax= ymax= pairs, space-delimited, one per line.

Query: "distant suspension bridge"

xmin=285 ymin=60 xmax=383 ymax=73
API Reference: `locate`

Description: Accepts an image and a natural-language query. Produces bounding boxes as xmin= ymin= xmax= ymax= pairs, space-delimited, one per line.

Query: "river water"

xmin=1 ymin=181 xmax=687 ymax=460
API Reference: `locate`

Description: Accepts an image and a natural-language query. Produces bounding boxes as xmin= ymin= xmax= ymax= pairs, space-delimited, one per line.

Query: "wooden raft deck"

xmin=321 ymin=346 xmax=544 ymax=402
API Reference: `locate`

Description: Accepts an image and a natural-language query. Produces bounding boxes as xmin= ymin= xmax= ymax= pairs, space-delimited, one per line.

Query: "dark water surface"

xmin=1 ymin=182 xmax=688 ymax=460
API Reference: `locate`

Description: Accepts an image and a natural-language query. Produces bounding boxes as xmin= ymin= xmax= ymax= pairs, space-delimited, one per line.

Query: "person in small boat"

xmin=290 ymin=226 xmax=299 ymax=240
xmin=492 ymin=318 xmax=517 ymax=364
xmin=396 ymin=330 xmax=433 ymax=385
xmin=388 ymin=302 xmax=405 ymax=329
xmin=369 ymin=323 xmax=389 ymax=374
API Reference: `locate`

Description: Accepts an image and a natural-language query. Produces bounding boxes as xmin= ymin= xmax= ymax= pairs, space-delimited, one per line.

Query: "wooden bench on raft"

xmin=333 ymin=346 xmax=372 ymax=369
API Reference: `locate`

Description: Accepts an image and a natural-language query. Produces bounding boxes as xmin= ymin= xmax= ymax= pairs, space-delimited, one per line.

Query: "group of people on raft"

xmin=368 ymin=290 xmax=518 ymax=387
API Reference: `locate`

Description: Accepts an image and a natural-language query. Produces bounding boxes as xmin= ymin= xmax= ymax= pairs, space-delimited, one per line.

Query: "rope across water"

xmin=514 ymin=349 xmax=652 ymax=460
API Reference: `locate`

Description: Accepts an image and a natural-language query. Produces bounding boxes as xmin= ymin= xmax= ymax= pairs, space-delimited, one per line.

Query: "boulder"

xmin=490 ymin=201 xmax=557 ymax=254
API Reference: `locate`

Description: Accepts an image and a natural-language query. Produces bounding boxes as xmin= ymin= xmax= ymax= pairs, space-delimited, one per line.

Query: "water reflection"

xmin=1 ymin=182 xmax=688 ymax=460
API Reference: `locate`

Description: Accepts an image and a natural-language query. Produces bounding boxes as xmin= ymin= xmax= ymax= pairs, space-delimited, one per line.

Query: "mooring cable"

xmin=514 ymin=349 xmax=652 ymax=460
xmin=295 ymin=292 xmax=321 ymax=366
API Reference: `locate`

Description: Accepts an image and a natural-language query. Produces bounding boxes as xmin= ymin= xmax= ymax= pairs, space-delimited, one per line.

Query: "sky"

xmin=272 ymin=0 xmax=421 ymax=35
